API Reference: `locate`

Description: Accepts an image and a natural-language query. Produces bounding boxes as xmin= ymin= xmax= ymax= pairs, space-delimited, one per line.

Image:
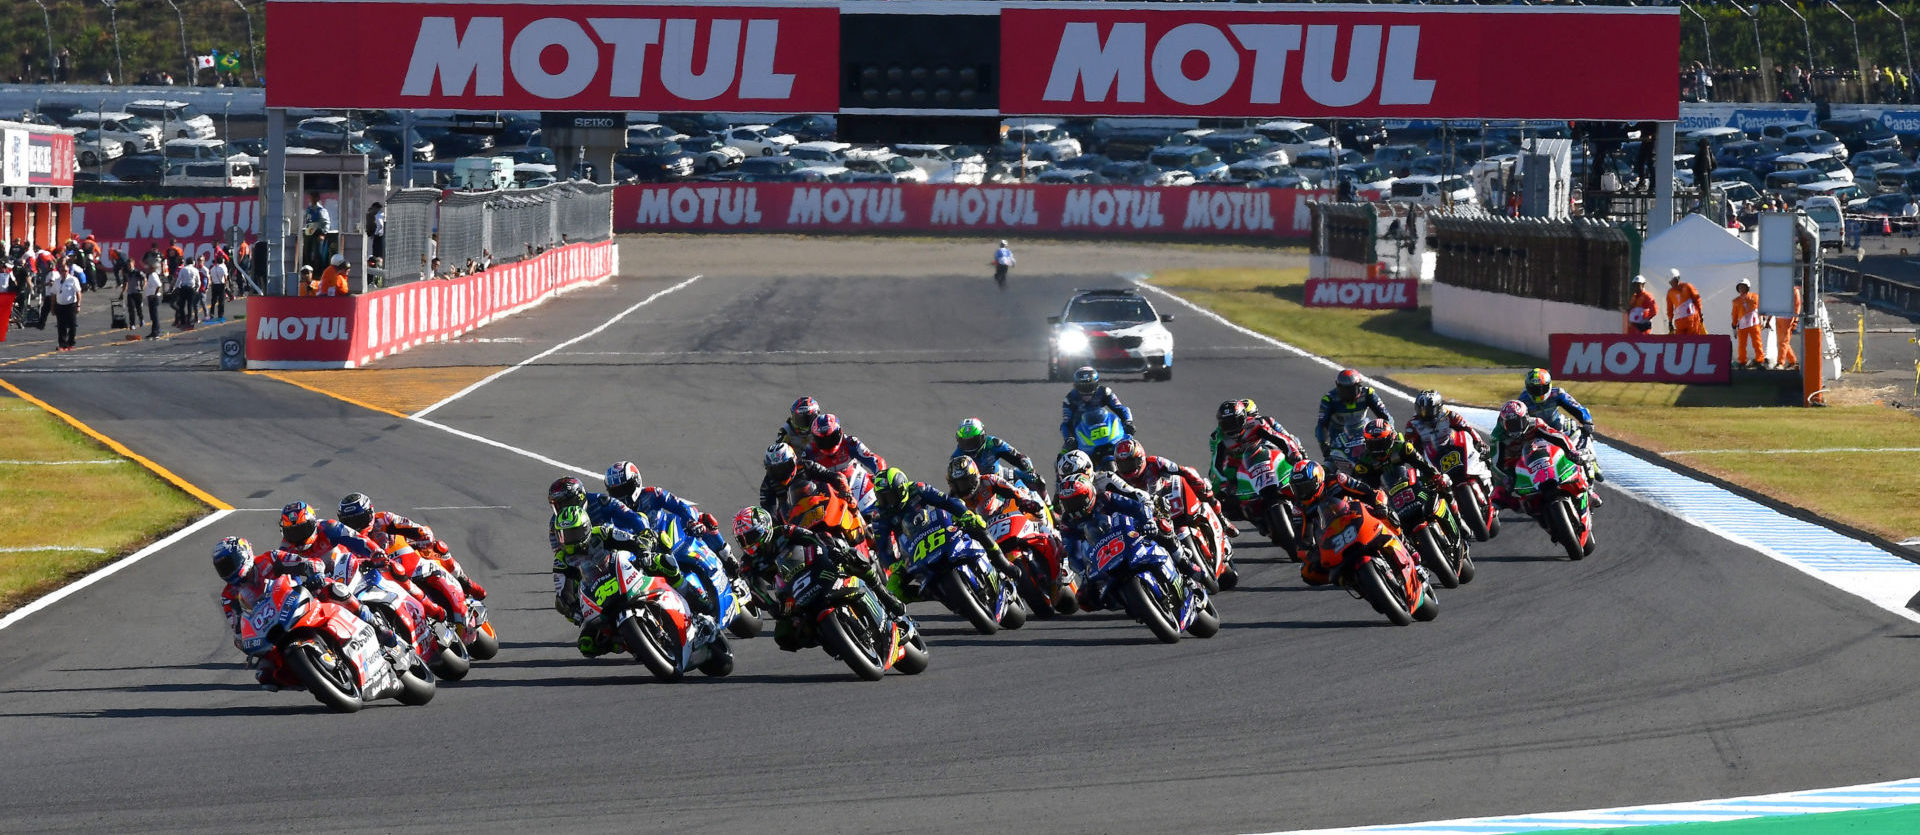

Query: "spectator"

xmin=173 ymin=256 xmax=201 ymax=330
xmin=319 ymin=254 xmax=350 ymax=296
xmin=427 ymin=232 xmax=438 ymax=266
xmin=368 ymin=202 xmax=386 ymax=259
xmin=428 ymin=256 xmax=442 ymax=278
xmin=206 ymin=254 xmax=228 ymax=323
xmin=164 ymin=239 xmax=185 ymax=281
xmin=365 ymin=256 xmax=384 ymax=290
xmin=296 ymin=265 xmax=318 ymax=297
xmin=124 ymin=259 xmax=145 ymax=332
xmin=50 ymin=257 xmax=81 ymax=351
xmin=142 ymin=263 xmax=163 ymax=339
xmin=304 ymin=197 xmax=333 ymax=270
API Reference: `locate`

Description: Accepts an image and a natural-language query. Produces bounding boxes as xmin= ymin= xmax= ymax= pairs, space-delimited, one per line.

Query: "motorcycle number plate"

xmin=1329 ymin=526 xmax=1359 ymax=551
xmin=1094 ymin=537 xmax=1126 ymax=567
xmin=1440 ymin=451 xmax=1462 ymax=472
xmin=987 ymin=517 xmax=1014 ymax=541
xmin=909 ymin=529 xmax=949 ymax=563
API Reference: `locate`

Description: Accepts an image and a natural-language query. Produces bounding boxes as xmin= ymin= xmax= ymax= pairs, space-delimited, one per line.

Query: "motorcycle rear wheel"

xmin=1359 ymin=561 xmax=1414 ymax=626
xmin=728 ymin=602 xmax=764 ymax=639
xmin=820 ymin=606 xmax=885 ymax=681
xmin=1416 ymin=527 xmax=1460 ymax=589
xmin=619 ymin=608 xmax=683 ymax=681
xmin=1186 ymin=595 xmax=1221 ymax=639
xmin=999 ymin=594 xmax=1029 ymax=630
xmin=1550 ymin=500 xmax=1584 ymax=561
xmin=395 ymin=656 xmax=436 ymax=706
xmin=939 ymin=571 xmax=1000 ymax=635
xmin=1263 ymin=499 xmax=1298 ymax=553
xmin=1007 ymin=545 xmax=1056 ymax=619
xmin=895 ymin=631 xmax=930 ymax=675
xmin=697 ymin=632 xmax=734 ymax=677
xmin=1412 ymin=589 xmax=1440 ymax=622
xmin=1121 ymin=575 xmax=1181 ymax=644
xmin=288 ymin=643 xmax=365 ymax=713
xmin=467 ymin=621 xmax=500 ymax=661
xmin=430 ymin=633 xmax=472 ymax=682
xmin=1455 ymin=483 xmax=1492 ymax=542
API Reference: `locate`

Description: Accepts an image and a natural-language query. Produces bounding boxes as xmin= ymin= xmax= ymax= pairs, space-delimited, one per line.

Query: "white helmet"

xmin=998 ymin=240 xmax=1008 ymax=248
xmin=1056 ymin=449 xmax=1093 ymax=482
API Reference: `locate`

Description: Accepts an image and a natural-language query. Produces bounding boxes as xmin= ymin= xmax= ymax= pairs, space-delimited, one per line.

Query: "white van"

xmin=166 ymin=159 xmax=256 ymax=189
xmin=1771 ymin=152 xmax=1853 ymax=185
xmin=163 ymin=138 xmax=246 ymax=163
xmin=1388 ymin=174 xmax=1479 ymax=208
xmin=61 ymin=111 xmax=161 ymax=153
xmin=892 ymin=143 xmax=987 ymax=184
xmin=452 ymin=156 xmax=514 ymax=190
xmin=123 ymin=100 xmax=217 ymax=140
xmin=1800 ymin=195 xmax=1844 ymax=248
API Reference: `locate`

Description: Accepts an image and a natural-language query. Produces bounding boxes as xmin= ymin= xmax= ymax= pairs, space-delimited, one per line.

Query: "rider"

xmin=338 ymin=492 xmax=484 ymax=621
xmin=1053 ymin=477 xmax=1180 ymax=611
xmin=803 ymin=413 xmax=887 ymax=476
xmin=1059 ymin=366 xmax=1134 ymax=452
xmin=952 ymin=417 xmax=1046 ymax=495
xmin=215 ymin=536 xmax=407 ymax=689
xmin=1518 ymin=368 xmax=1603 ymax=485
xmin=1282 ymin=460 xmax=1392 ymax=582
xmin=548 ymin=475 xmax=650 ymax=540
xmin=946 ymin=456 xmax=1049 ymax=521
xmin=1208 ymin=398 xmax=1308 ymax=522
xmin=869 ymin=467 xmax=1013 ymax=596
xmin=604 ymin=461 xmax=736 ymax=575
xmin=731 ymin=507 xmax=906 ymax=652
xmin=1314 ymin=369 xmax=1392 ymax=461
xmin=270 ymin=501 xmax=447 ymax=624
xmin=1404 ymin=390 xmax=1491 ymax=464
xmin=1348 ymin=419 xmax=1445 ymax=492
xmin=776 ymin=396 xmax=821 ymax=449
xmin=1488 ymin=400 xmax=1588 ymax=512
xmin=548 ymin=504 xmax=696 ymax=656
xmin=757 ymin=442 xmax=852 ymax=517
xmin=1113 ymin=438 xmax=1231 ymax=536
xmin=1056 ymin=448 xmax=1154 ymax=509
xmin=992 ymin=239 xmax=1014 ymax=281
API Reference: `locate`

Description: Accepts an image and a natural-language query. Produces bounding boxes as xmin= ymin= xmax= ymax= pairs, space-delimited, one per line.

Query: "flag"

xmin=195 ymin=54 xmax=215 ymax=70
xmin=215 ymin=50 xmax=240 ymax=73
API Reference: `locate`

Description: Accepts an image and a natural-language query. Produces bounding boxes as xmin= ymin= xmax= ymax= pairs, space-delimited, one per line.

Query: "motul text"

xmin=1549 ymin=334 xmax=1731 ymax=384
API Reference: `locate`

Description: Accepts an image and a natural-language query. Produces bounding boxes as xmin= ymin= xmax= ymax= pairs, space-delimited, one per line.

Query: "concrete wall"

xmin=1432 ymin=283 xmax=1621 ymax=359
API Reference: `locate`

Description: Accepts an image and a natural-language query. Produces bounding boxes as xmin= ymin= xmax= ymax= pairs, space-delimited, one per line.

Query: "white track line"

xmin=0 ymin=509 xmax=233 ymax=632
xmin=411 ymin=415 xmax=597 ymax=478
xmin=411 ymin=505 xmax=512 ymax=511
xmin=412 ymin=274 xmax=703 ymax=419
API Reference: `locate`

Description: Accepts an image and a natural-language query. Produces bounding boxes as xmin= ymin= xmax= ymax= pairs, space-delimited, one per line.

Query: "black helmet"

xmin=946 ymin=456 xmax=981 ymax=498
xmin=212 ymin=536 xmax=254 ymax=583
xmin=1336 ymin=369 xmax=1361 ymax=402
xmin=1216 ymin=399 xmax=1247 ymax=433
xmin=548 ymin=476 xmax=587 ymax=510
xmin=1073 ymin=366 xmax=1099 ymax=394
xmin=338 ymin=492 xmax=374 ymax=532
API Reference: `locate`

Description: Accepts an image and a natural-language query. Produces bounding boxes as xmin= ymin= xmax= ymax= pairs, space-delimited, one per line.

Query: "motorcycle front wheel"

xmin=288 ymin=642 xmax=365 ymax=713
xmin=1454 ymin=482 xmax=1492 ymax=542
xmin=394 ymin=655 xmax=437 ymax=706
xmin=1358 ymin=560 xmax=1414 ymax=626
xmin=938 ymin=571 xmax=999 ymax=635
xmin=467 ymin=620 xmax=500 ymax=661
xmin=820 ymin=606 xmax=885 ymax=681
xmin=619 ymin=607 xmax=683 ymax=681
xmin=1120 ymin=575 xmax=1181 ymax=644
xmin=1416 ymin=527 xmax=1460 ymax=589
xmin=1550 ymin=499 xmax=1585 ymax=561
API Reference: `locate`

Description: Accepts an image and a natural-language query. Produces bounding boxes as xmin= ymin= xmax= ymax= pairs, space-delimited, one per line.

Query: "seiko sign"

xmin=266 ymin=3 xmax=839 ymax=111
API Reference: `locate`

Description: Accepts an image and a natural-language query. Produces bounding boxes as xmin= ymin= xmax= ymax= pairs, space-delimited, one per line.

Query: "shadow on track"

xmin=1 ymin=681 xmax=265 ymax=695
xmin=1231 ymin=619 xmax=1390 ymax=630
xmin=0 ymin=703 xmax=336 ymax=719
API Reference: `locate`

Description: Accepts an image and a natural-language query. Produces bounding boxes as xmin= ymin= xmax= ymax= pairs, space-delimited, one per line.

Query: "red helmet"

xmin=811 ymin=413 xmax=842 ymax=449
xmin=1285 ymin=460 xmax=1325 ymax=502
xmin=789 ymin=397 xmax=820 ymax=432
xmin=1056 ymin=478 xmax=1096 ymax=519
xmin=1336 ymin=369 xmax=1362 ymax=401
xmin=1499 ymin=400 xmax=1530 ymax=433
xmin=1114 ymin=439 xmax=1146 ymax=476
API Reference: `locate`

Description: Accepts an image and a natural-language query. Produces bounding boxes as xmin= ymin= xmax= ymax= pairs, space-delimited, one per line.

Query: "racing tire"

xmin=619 ymin=608 xmax=683 ymax=681
xmin=1583 ymin=526 xmax=1598 ymax=557
xmin=467 ymin=621 xmax=500 ymax=660
xmin=1263 ymin=501 xmax=1298 ymax=553
xmin=1550 ymin=500 xmax=1584 ymax=561
xmin=1416 ymin=527 xmax=1460 ymax=589
xmin=1219 ymin=565 xmax=1239 ymax=590
xmin=430 ymin=639 xmax=472 ymax=682
xmin=820 ymin=606 xmax=885 ymax=681
xmin=1186 ymin=596 xmax=1221 ymax=639
xmin=1458 ymin=554 xmax=1477 ymax=584
xmin=895 ymin=632 xmax=931 ymax=675
xmin=703 ymin=158 xmax=720 ymax=173
xmin=1455 ymin=483 xmax=1493 ymax=542
xmin=728 ymin=604 xmax=764 ymax=639
xmin=80 ymin=151 xmax=100 ymax=167
xmin=1185 ymin=546 xmax=1221 ymax=595
xmin=761 ymin=147 xmax=775 ymax=156
xmin=1359 ymin=561 xmax=1414 ymax=626
xmin=288 ymin=642 xmax=364 ymax=713
xmin=1120 ymin=575 xmax=1182 ymax=644
xmin=395 ymin=657 xmax=437 ymax=706
xmin=697 ymin=633 xmax=734 ymax=677
xmin=1007 ymin=546 xmax=1055 ymax=619
xmin=939 ymin=571 xmax=999 ymax=635
xmin=1412 ymin=589 xmax=1440 ymax=622
xmin=999 ymin=594 xmax=1029 ymax=630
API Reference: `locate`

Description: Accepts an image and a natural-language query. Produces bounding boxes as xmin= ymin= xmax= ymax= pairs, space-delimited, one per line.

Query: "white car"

xmin=164 ymin=138 xmax=247 ymax=163
xmin=627 ymin=123 xmax=687 ymax=144
xmin=1772 ymin=152 xmax=1853 ymax=185
xmin=1252 ymin=120 xmax=1336 ymax=160
xmin=123 ymin=99 xmax=217 ymax=140
xmin=843 ymin=152 xmax=928 ymax=183
xmin=724 ymin=125 xmax=798 ymax=156
xmin=1047 ymin=288 xmax=1176 ymax=382
xmin=62 ymin=111 xmax=161 ymax=154
xmin=788 ymin=140 xmax=853 ymax=168
xmin=892 ymin=144 xmax=987 ymax=183
xmin=73 ymin=129 xmax=126 ymax=168
xmin=675 ymin=133 xmax=746 ymax=173
xmin=1001 ymin=123 xmax=1081 ymax=162
xmin=1387 ymin=174 xmax=1478 ymax=208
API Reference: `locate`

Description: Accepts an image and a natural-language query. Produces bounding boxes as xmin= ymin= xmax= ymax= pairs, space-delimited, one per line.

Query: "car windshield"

xmin=1295 ymin=124 xmax=1331 ymax=141
xmin=884 ymin=157 xmax=913 ymax=172
xmin=1065 ymin=296 xmax=1155 ymax=324
xmin=1804 ymin=205 xmax=1841 ymax=223
xmin=122 ymin=116 xmax=155 ymax=131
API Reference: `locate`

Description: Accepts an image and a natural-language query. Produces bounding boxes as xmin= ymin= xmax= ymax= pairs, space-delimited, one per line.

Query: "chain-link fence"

xmin=382 ymin=188 xmax=439 ymax=284
xmin=1430 ymin=215 xmax=1633 ymax=311
xmin=374 ymin=183 xmax=613 ymax=285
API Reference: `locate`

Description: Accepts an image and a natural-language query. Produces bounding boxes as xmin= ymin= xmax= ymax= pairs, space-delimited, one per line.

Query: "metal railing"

xmin=1430 ymin=215 xmax=1634 ymax=310
xmin=1827 ymin=263 xmax=1920 ymax=315
xmin=382 ymin=183 xmax=613 ymax=283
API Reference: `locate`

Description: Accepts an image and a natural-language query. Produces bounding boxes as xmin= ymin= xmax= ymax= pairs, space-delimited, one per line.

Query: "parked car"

xmin=1252 ymin=120 xmax=1335 ymax=159
xmin=1820 ymin=117 xmax=1901 ymax=155
xmin=1715 ymin=139 xmax=1772 ymax=170
xmin=1795 ymin=179 xmax=1866 ymax=205
xmin=1337 ymin=120 xmax=1390 ymax=155
xmin=1850 ymin=148 xmax=1911 ymax=179
xmin=738 ymin=155 xmax=827 ymax=182
xmin=1227 ymin=158 xmax=1296 ymax=184
xmin=1852 ymin=192 xmax=1916 ymax=219
xmin=1146 ymin=145 xmax=1228 ymax=182
xmin=1292 ymin=147 xmax=1364 ymax=182
xmin=165 ymin=158 xmax=256 ymax=189
xmin=678 ymin=133 xmax=746 ymax=173
xmin=788 ymin=140 xmax=852 ymax=168
xmin=892 ymin=143 xmax=987 ymax=183
xmin=1713 ymin=180 xmax=1762 ymax=208
xmin=1197 ymin=132 xmax=1287 ymax=165
xmin=1101 ymin=129 xmax=1182 ymax=162
xmin=1710 ymin=166 xmax=1763 ymax=191
xmin=657 ymin=113 xmax=733 ymax=139
xmin=1681 ymin=126 xmax=1746 ymax=156
xmin=1409 ymin=154 xmax=1469 ymax=177
xmin=615 ymin=139 xmax=696 ymax=182
xmin=989 ymin=159 xmax=1052 ymax=183
xmin=73 ymin=129 xmax=127 ymax=168
xmin=843 ymin=153 xmax=928 ymax=183
xmin=1876 ymin=166 xmax=1920 ymax=195
xmin=62 ymin=111 xmax=160 ymax=154
xmin=366 ymin=124 xmax=435 ymax=162
xmin=1371 ymin=144 xmax=1426 ymax=178
xmin=771 ymin=114 xmax=837 ymax=142
xmin=723 ymin=124 xmax=798 ymax=156
xmin=417 ymin=128 xmax=496 ymax=159
xmin=289 ymin=116 xmax=365 ymax=147
xmin=1388 ymin=174 xmax=1478 ymax=207
xmin=1100 ymin=160 xmax=1195 ymax=187
xmin=163 ymin=138 xmax=244 ymax=163
xmin=1336 ymin=162 xmax=1398 ymax=197
xmin=1770 ymin=152 xmax=1852 ymax=185
xmin=1779 ymin=129 xmax=1848 ymax=161
xmin=1036 ymin=168 xmax=1106 ymax=185
xmin=109 ymin=154 xmax=168 ymax=182
xmin=122 ymin=99 xmax=216 ymax=140
xmin=496 ymin=146 xmax=557 ymax=167
xmin=1801 ymin=195 xmax=1844 ymax=247
xmin=1001 ymin=123 xmax=1082 ymax=162
xmin=628 ymin=123 xmax=687 ymax=144
xmin=1764 ymin=168 xmax=1825 ymax=194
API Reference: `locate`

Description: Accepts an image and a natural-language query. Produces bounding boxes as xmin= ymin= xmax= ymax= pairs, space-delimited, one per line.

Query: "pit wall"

xmin=1431 ymin=283 xmax=1621 ymax=359
xmin=613 ymin=183 xmax=1327 ymax=239
xmin=244 ymin=239 xmax=616 ymax=369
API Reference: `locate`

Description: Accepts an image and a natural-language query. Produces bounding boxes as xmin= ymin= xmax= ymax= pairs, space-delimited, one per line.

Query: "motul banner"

xmin=71 ymin=196 xmax=258 ymax=262
xmin=614 ymin=183 xmax=1327 ymax=238
xmin=1303 ymin=278 xmax=1416 ymax=309
xmin=1000 ymin=6 xmax=1678 ymax=120
xmin=264 ymin=2 xmax=838 ymax=112
xmin=247 ymin=240 xmax=616 ymax=369
xmin=1549 ymin=333 xmax=1731 ymax=385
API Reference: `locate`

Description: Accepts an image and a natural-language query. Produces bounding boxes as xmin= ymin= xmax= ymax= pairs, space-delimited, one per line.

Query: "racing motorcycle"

xmin=238 ymin=574 xmax=435 ymax=713
xmin=335 ymin=547 xmax=472 ymax=681
xmin=1079 ymin=513 xmax=1220 ymax=643
xmin=1157 ymin=474 xmax=1237 ymax=592
xmin=781 ymin=552 xmax=930 ymax=681
xmin=1317 ymin=501 xmax=1438 ymax=626
xmin=1211 ymin=439 xmax=1300 ymax=555
xmin=1383 ymin=464 xmax=1474 ymax=589
xmin=578 ymin=550 xmax=733 ymax=681
xmin=654 ymin=513 xmax=765 ymax=640
xmin=389 ymin=537 xmax=500 ymax=661
xmin=986 ymin=506 xmax=1077 ymax=617
xmin=787 ymin=478 xmax=873 ymax=561
xmin=1512 ymin=438 xmax=1597 ymax=561
xmin=897 ymin=505 xmax=1027 ymax=635
xmin=1422 ymin=427 xmax=1500 ymax=542
xmin=1073 ymin=407 xmax=1130 ymax=471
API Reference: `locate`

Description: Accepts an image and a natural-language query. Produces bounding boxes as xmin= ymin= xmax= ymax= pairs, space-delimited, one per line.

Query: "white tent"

xmin=1640 ymin=213 xmax=1781 ymax=360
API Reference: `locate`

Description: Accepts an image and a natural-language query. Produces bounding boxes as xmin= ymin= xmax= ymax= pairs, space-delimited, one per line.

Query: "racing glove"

xmin=1123 ymin=421 xmax=1136 ymax=436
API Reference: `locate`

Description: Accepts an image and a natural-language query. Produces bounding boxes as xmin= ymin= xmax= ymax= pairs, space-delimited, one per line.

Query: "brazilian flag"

xmin=214 ymin=49 xmax=240 ymax=74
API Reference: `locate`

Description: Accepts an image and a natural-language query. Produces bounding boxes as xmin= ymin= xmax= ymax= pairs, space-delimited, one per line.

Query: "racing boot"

xmin=871 ymin=581 xmax=907 ymax=617
xmin=461 ymin=576 xmax=488 ymax=601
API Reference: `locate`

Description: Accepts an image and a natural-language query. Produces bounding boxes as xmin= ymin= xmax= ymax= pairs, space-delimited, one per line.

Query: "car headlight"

xmin=1056 ymin=329 xmax=1090 ymax=354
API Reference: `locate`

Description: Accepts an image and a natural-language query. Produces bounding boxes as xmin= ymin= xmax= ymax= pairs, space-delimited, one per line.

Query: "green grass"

xmin=1150 ymin=268 xmax=1538 ymax=369
xmin=0 ymin=395 xmax=205 ymax=615
xmin=1530 ymin=803 xmax=1920 ymax=834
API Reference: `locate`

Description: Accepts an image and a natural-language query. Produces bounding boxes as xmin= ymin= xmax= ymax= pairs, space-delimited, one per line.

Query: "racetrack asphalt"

xmin=2 ymin=238 xmax=1919 ymax=834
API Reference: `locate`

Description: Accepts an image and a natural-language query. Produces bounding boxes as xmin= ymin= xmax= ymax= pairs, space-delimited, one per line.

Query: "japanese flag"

xmin=195 ymin=55 xmax=215 ymax=70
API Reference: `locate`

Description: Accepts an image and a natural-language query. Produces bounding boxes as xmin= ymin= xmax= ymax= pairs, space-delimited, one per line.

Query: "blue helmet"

xmin=212 ymin=536 xmax=254 ymax=583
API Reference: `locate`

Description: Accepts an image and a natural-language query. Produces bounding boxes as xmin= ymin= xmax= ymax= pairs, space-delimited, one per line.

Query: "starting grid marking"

xmin=1257 ymin=778 xmax=1920 ymax=834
